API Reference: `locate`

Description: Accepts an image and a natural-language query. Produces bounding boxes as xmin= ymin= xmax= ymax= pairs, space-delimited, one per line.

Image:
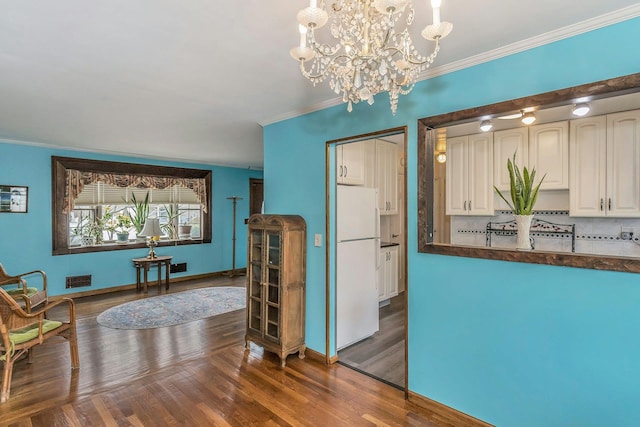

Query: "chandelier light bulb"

xmin=431 ymin=0 xmax=441 ymax=25
xmin=299 ymin=25 xmax=307 ymax=48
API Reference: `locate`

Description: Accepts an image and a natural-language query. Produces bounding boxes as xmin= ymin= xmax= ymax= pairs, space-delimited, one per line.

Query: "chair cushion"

xmin=9 ymin=320 xmax=63 ymax=345
xmin=5 ymin=287 xmax=40 ymax=297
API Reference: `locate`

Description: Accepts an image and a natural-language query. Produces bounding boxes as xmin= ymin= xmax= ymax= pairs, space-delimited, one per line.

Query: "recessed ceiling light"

xmin=480 ymin=120 xmax=493 ymax=132
xmin=572 ymin=103 xmax=590 ymax=117
xmin=521 ymin=111 xmax=536 ymax=125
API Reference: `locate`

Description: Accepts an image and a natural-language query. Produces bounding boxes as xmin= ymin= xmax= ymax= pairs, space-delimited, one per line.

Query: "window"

xmin=52 ymin=156 xmax=212 ymax=255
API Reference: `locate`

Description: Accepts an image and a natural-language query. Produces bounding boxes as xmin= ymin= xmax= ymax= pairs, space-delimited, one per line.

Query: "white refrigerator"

xmin=336 ymin=185 xmax=380 ymax=350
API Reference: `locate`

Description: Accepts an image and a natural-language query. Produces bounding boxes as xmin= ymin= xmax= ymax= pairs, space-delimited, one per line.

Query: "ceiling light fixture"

xmin=480 ymin=120 xmax=493 ymax=132
xmin=572 ymin=103 xmax=590 ymax=117
xmin=521 ymin=111 xmax=536 ymax=125
xmin=290 ymin=0 xmax=453 ymax=114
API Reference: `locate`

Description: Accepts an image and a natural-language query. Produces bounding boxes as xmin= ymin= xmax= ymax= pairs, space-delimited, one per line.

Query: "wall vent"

xmin=170 ymin=263 xmax=187 ymax=273
xmin=66 ymin=275 xmax=92 ymax=289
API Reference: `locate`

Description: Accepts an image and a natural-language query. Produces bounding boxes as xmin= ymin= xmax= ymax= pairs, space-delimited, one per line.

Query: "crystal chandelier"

xmin=290 ymin=0 xmax=453 ymax=114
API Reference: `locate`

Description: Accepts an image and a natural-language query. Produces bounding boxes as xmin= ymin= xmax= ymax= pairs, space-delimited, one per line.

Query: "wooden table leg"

xmin=165 ymin=260 xmax=170 ymax=291
xmin=143 ymin=264 xmax=149 ymax=293
xmin=156 ymin=262 xmax=161 ymax=293
xmin=135 ymin=264 xmax=141 ymax=292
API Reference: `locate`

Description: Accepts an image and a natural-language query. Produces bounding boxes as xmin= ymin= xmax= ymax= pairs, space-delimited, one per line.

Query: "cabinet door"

xmin=467 ymin=133 xmax=494 ymax=215
xmin=445 ymin=136 xmax=469 ymax=215
xmin=247 ymin=230 xmax=264 ymax=333
xmin=338 ymin=143 xmax=365 ymax=185
xmin=607 ymin=110 xmax=640 ymax=217
xmin=387 ymin=247 xmax=399 ymax=298
xmin=569 ymin=116 xmax=607 ymax=217
xmin=264 ymin=231 xmax=281 ymax=342
xmin=493 ymin=128 xmax=528 ymax=191
xmin=529 ymin=121 xmax=569 ymax=190
xmin=376 ymin=141 xmax=398 ymax=215
xmin=377 ymin=248 xmax=386 ymax=302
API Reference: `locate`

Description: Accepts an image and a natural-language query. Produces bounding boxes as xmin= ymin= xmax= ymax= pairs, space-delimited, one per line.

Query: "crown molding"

xmin=260 ymin=5 xmax=640 ymax=126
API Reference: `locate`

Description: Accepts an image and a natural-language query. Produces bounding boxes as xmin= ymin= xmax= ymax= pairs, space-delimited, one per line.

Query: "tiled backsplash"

xmin=451 ymin=211 xmax=640 ymax=257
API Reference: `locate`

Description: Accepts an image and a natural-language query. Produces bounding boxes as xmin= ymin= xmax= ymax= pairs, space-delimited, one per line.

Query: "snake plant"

xmin=494 ymin=152 xmax=545 ymax=215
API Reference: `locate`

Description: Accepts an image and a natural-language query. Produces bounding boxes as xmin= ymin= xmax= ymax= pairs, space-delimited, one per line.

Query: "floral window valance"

xmin=63 ymin=169 xmax=208 ymax=213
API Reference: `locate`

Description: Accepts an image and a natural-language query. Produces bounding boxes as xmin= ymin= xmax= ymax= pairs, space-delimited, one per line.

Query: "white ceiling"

xmin=0 ymin=1 xmax=638 ymax=169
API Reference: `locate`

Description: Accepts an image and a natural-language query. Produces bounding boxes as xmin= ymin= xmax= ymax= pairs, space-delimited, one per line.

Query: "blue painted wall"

xmin=264 ymin=18 xmax=640 ymax=427
xmin=0 ymin=142 xmax=262 ymax=296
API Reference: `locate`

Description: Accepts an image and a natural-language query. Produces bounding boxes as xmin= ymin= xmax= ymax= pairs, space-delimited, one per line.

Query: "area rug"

xmin=96 ymin=286 xmax=246 ymax=330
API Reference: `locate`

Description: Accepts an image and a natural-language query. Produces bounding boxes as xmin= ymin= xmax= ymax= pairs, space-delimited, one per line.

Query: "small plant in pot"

xmin=115 ymin=213 xmax=133 ymax=243
xmin=494 ymin=152 xmax=545 ymax=250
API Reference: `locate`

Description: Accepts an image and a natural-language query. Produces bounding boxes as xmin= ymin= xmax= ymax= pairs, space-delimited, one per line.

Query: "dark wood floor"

xmin=338 ymin=293 xmax=405 ymax=388
xmin=1 ymin=277 xmax=444 ymax=427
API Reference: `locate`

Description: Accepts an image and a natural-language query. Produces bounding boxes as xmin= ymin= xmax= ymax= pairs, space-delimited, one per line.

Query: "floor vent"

xmin=66 ymin=275 xmax=92 ymax=289
xmin=170 ymin=262 xmax=187 ymax=273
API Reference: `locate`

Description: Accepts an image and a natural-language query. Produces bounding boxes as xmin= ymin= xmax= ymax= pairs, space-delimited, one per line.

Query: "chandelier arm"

xmin=298 ymin=53 xmax=354 ymax=81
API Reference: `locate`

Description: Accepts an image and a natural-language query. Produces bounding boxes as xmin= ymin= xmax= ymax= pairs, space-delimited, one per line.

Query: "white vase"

xmin=514 ymin=214 xmax=534 ymax=251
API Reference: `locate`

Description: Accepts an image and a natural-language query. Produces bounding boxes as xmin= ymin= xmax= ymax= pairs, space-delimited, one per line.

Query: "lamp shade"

xmin=139 ymin=218 xmax=162 ymax=237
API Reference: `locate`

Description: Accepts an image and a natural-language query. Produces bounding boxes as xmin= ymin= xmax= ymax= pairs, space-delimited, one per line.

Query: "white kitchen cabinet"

xmin=375 ymin=140 xmax=398 ymax=215
xmin=337 ymin=142 xmax=365 ymax=185
xmin=493 ymin=122 xmax=568 ymax=191
xmin=570 ymin=110 xmax=640 ymax=217
xmin=528 ymin=121 xmax=569 ymax=190
xmin=378 ymin=245 xmax=398 ymax=302
xmin=446 ymin=133 xmax=494 ymax=216
xmin=493 ymin=128 xmax=528 ymax=191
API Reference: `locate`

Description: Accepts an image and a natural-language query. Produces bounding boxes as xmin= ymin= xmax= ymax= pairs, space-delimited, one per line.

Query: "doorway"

xmin=248 ymin=178 xmax=263 ymax=221
xmin=330 ymin=129 xmax=408 ymax=390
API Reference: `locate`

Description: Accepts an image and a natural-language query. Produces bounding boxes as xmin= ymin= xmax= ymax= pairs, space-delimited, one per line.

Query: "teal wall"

xmin=0 ymin=142 xmax=262 ymax=296
xmin=264 ymin=18 xmax=640 ymax=427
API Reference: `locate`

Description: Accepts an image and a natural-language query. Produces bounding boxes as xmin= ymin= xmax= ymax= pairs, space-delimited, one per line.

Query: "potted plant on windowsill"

xmin=115 ymin=213 xmax=133 ymax=244
xmin=128 ymin=192 xmax=150 ymax=242
xmin=494 ymin=152 xmax=545 ymax=250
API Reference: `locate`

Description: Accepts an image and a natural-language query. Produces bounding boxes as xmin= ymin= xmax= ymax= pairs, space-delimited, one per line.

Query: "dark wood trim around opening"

xmin=417 ymin=72 xmax=640 ymax=274
xmin=51 ymin=156 xmax=212 ymax=255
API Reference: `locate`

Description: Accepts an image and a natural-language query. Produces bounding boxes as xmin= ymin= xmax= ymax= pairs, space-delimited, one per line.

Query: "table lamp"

xmin=139 ymin=218 xmax=162 ymax=258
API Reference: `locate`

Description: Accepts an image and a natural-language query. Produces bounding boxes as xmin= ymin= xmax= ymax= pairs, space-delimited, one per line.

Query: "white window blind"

xmin=74 ymin=182 xmax=200 ymax=206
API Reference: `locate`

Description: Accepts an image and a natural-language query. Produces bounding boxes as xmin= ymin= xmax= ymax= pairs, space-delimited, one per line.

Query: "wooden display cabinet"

xmin=245 ymin=214 xmax=306 ymax=367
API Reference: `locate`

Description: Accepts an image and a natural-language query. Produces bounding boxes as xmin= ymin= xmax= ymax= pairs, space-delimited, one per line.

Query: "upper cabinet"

xmin=528 ymin=121 xmax=569 ymax=190
xmin=493 ymin=121 xmax=568 ymax=191
xmin=337 ymin=142 xmax=366 ymax=185
xmin=375 ymin=140 xmax=398 ymax=215
xmin=493 ymin=128 xmax=528 ymax=191
xmin=570 ymin=110 xmax=640 ymax=217
xmin=446 ymin=133 xmax=494 ymax=216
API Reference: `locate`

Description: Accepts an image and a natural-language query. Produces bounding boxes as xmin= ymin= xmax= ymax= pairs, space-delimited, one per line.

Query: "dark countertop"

xmin=380 ymin=241 xmax=400 ymax=248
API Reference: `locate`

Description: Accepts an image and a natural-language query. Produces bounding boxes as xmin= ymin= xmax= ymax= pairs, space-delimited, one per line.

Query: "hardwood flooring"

xmin=1 ymin=277 xmax=444 ymax=427
xmin=338 ymin=293 xmax=405 ymax=388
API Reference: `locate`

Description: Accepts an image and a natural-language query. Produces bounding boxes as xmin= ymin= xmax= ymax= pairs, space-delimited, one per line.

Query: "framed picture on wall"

xmin=0 ymin=185 xmax=28 ymax=213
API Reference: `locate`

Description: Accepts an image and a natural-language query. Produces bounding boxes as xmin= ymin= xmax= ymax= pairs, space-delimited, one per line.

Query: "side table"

xmin=132 ymin=255 xmax=173 ymax=293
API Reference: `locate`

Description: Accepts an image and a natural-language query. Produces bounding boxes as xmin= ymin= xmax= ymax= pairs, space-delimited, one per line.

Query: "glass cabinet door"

xmin=247 ymin=230 xmax=263 ymax=333
xmin=264 ymin=231 xmax=281 ymax=341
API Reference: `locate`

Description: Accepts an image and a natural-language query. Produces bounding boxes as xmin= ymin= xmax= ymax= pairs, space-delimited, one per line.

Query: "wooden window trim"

xmin=52 ymin=156 xmax=212 ymax=255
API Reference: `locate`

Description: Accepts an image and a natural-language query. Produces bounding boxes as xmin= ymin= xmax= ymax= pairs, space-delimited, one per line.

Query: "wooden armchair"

xmin=0 ymin=287 xmax=79 ymax=403
xmin=0 ymin=263 xmax=48 ymax=312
